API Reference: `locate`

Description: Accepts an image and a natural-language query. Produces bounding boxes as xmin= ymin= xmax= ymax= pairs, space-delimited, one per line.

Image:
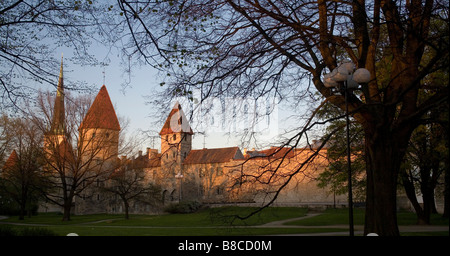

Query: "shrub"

xmin=164 ymin=201 xmax=203 ymax=214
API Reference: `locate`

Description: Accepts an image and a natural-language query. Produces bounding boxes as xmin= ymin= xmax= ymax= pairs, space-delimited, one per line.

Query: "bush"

xmin=164 ymin=201 xmax=203 ymax=214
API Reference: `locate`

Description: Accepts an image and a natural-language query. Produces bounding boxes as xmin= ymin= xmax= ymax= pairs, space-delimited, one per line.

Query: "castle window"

xmin=105 ymin=132 xmax=110 ymax=138
xmin=173 ymin=134 xmax=176 ymax=141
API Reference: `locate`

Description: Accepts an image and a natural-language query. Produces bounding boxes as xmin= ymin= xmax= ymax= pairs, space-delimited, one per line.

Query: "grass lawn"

xmin=2 ymin=207 xmax=332 ymax=236
xmin=284 ymin=208 xmax=449 ymax=227
xmin=1 ymin=207 xmax=448 ymax=236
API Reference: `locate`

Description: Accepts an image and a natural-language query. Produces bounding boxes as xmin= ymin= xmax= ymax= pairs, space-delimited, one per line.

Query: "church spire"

xmin=50 ymin=54 xmax=65 ymax=135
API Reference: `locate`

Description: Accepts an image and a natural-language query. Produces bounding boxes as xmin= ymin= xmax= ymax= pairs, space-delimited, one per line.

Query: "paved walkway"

xmin=261 ymin=214 xmax=448 ymax=236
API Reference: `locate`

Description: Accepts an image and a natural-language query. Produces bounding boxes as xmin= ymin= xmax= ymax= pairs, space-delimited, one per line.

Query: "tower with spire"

xmin=44 ymin=55 xmax=66 ymax=149
xmin=79 ymin=85 xmax=121 ymax=163
xmin=160 ymin=102 xmax=193 ymax=175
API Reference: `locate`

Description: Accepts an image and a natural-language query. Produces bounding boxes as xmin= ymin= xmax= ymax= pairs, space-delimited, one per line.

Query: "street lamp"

xmin=323 ymin=61 xmax=371 ymax=236
xmin=175 ymin=172 xmax=184 ymax=202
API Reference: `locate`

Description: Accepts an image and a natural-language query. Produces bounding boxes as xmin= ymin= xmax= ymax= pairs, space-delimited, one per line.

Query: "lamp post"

xmin=323 ymin=61 xmax=371 ymax=236
xmin=175 ymin=172 xmax=184 ymax=203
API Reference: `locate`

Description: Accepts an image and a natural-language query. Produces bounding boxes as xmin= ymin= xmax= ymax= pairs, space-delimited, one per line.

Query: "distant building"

xmin=39 ymin=64 xmax=346 ymax=215
xmin=129 ymin=102 xmax=346 ymax=210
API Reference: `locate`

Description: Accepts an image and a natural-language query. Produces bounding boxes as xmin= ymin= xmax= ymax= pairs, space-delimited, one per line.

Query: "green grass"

xmin=0 ymin=207 xmax=313 ymax=236
xmin=1 ymin=207 xmax=448 ymax=236
xmin=96 ymin=207 xmax=308 ymax=227
xmin=2 ymin=212 xmax=124 ymax=225
xmin=284 ymin=208 xmax=365 ymax=226
xmin=1 ymin=223 xmax=348 ymax=236
xmin=284 ymin=208 xmax=449 ymax=227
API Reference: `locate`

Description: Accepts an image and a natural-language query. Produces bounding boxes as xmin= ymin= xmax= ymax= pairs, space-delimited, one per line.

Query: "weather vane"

xmin=102 ymin=68 xmax=106 ymax=85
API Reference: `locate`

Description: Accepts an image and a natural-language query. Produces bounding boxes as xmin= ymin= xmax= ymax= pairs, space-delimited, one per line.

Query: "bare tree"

xmin=32 ymin=91 xmax=123 ymax=221
xmin=0 ymin=113 xmax=15 ymax=166
xmin=0 ymin=0 xmax=114 ymax=110
xmin=0 ymin=116 xmax=43 ymax=220
xmin=103 ymin=158 xmax=161 ymax=219
xmin=116 ymin=0 xmax=449 ymax=235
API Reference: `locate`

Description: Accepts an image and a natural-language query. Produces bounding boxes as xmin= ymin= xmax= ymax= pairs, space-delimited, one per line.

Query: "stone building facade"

xmin=39 ymin=62 xmax=346 ymax=215
xmin=129 ymin=102 xmax=346 ymax=212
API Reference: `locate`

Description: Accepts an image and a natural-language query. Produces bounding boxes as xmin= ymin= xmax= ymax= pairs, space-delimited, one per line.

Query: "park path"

xmin=259 ymin=213 xmax=322 ymax=227
xmin=256 ymin=213 xmax=448 ymax=236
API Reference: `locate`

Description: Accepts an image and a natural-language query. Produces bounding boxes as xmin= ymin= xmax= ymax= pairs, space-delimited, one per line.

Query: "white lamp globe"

xmin=338 ymin=62 xmax=355 ymax=74
xmin=324 ymin=75 xmax=338 ymax=88
xmin=332 ymin=62 xmax=353 ymax=82
xmin=323 ymin=72 xmax=338 ymax=87
xmin=353 ymin=68 xmax=371 ymax=83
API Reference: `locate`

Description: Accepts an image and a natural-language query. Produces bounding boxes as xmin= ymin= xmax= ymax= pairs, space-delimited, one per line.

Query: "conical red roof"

xmin=159 ymin=102 xmax=193 ymax=135
xmin=2 ymin=150 xmax=19 ymax=171
xmin=80 ymin=85 xmax=120 ymax=131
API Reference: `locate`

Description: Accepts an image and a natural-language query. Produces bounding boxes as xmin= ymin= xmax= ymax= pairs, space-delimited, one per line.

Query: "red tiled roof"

xmin=56 ymin=137 xmax=75 ymax=162
xmin=80 ymin=85 xmax=121 ymax=131
xmin=2 ymin=150 xmax=19 ymax=171
xmin=245 ymin=147 xmax=295 ymax=160
xmin=160 ymin=102 xmax=193 ymax=135
xmin=183 ymin=147 xmax=244 ymax=164
xmin=133 ymin=153 xmax=161 ymax=168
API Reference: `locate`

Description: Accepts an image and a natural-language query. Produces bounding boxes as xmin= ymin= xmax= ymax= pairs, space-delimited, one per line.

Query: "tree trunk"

xmin=421 ymin=187 xmax=433 ymax=225
xmin=62 ymin=191 xmax=74 ymax=221
xmin=123 ymin=197 xmax=130 ymax=219
xmin=400 ymin=169 xmax=426 ymax=223
xmin=18 ymin=188 xmax=27 ymax=220
xmin=364 ymin=128 xmax=406 ymax=236
xmin=62 ymin=203 xmax=72 ymax=221
xmin=444 ymin=156 xmax=450 ymax=218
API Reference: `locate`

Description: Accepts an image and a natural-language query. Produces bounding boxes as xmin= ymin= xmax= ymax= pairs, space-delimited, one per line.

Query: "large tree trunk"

xmin=62 ymin=203 xmax=72 ymax=221
xmin=62 ymin=191 xmax=74 ymax=221
xmin=444 ymin=159 xmax=450 ymax=218
xmin=363 ymin=126 xmax=410 ymax=236
xmin=123 ymin=199 xmax=130 ymax=220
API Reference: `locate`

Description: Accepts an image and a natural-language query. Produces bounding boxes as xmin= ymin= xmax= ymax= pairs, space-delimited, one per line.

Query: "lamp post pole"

xmin=344 ymin=82 xmax=354 ymax=237
xmin=323 ymin=62 xmax=371 ymax=237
